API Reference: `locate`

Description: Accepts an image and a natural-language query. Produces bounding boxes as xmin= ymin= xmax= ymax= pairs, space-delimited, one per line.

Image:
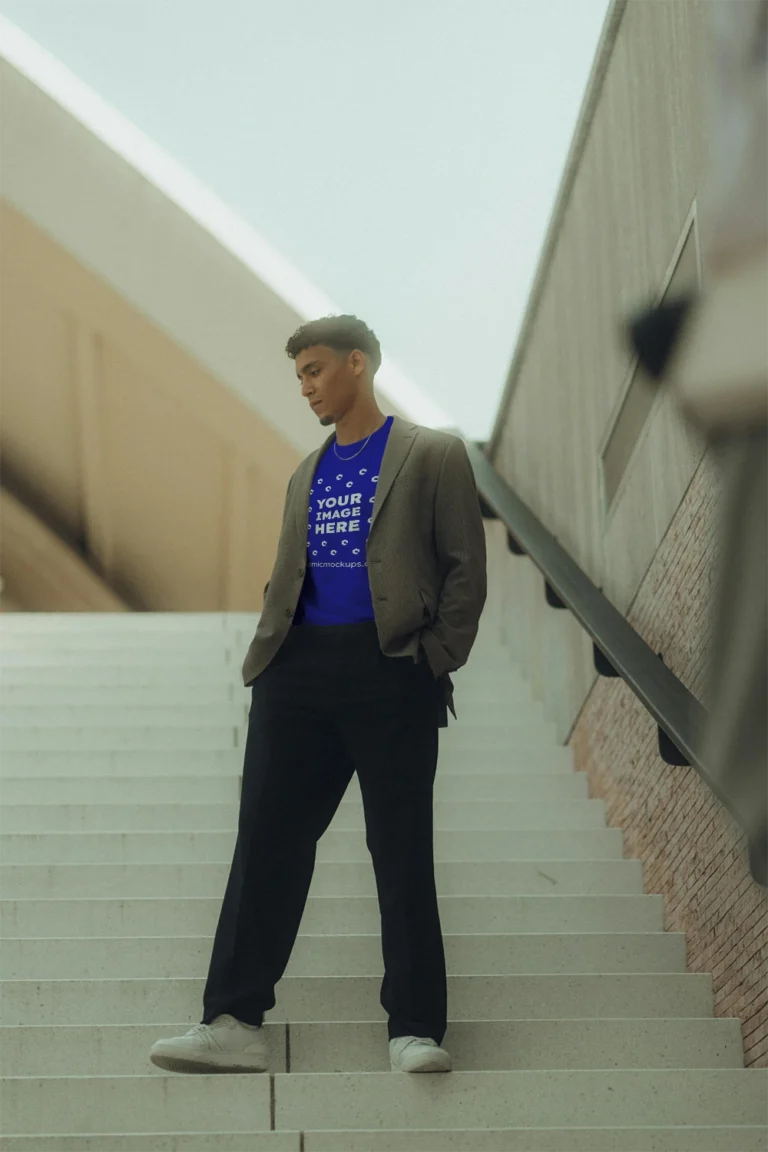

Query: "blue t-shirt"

xmin=294 ymin=416 xmax=394 ymax=627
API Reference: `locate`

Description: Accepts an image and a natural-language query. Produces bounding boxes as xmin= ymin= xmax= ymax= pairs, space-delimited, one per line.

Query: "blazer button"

xmin=284 ymin=608 xmax=293 ymax=617
xmin=377 ymin=595 xmax=387 ymax=602
xmin=298 ymin=567 xmax=305 ymax=577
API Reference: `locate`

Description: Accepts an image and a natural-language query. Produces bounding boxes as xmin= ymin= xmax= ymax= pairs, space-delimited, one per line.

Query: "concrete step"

xmin=0 ymin=1074 xmax=271 ymax=1136
xmin=0 ymin=650 xmax=235 ymax=667
xmin=0 ymin=1133 xmax=296 ymax=1152
xmin=452 ymin=648 xmax=519 ymax=666
xmin=454 ymin=665 xmax=531 ymax=684
xmin=0 ymin=798 xmax=608 ymax=833
xmin=0 ymin=705 xmax=247 ymax=728
xmin=2 ymin=1021 xmax=289 ymax=1075
xmin=302 ymin=1126 xmax=768 ymax=1152
xmin=0 ymin=701 xmax=538 ymax=729
xmin=0 ymin=612 xmax=260 ymax=633
xmin=440 ymin=725 xmax=556 ymax=748
xmin=0 ymin=664 xmax=530 ymax=691
xmin=0 ymin=616 xmax=761 ymax=1152
xmin=0 ymin=727 xmax=240 ymax=752
xmin=459 ymin=675 xmax=538 ymax=690
xmin=0 ymin=685 xmax=240 ymax=707
xmin=0 ymin=857 xmax=643 ymax=899
xmin=0 ymin=893 xmax=664 ymax=937
xmin=0 ymin=751 xmax=252 ymax=778
xmin=1 ymin=1129 xmax=765 ymax=1152
xmin=0 ymin=652 xmax=523 ymax=683
xmin=209 ymin=769 xmax=590 ymax=801
xmin=452 ymin=664 xmax=530 ymax=682
xmin=445 ymin=747 xmax=577 ymax=771
xmin=1 ymin=827 xmax=625 ymax=863
xmin=455 ymin=695 xmax=541 ymax=713
xmin=0 ymin=724 xmax=557 ymax=750
xmin=272 ymin=1070 xmax=767 ymax=1134
xmin=283 ymin=1017 xmax=747 ymax=1072
xmin=2 ymin=1070 xmax=764 ymax=1136
xmin=451 ymin=690 xmax=545 ymax=712
xmin=0 ymin=771 xmax=588 ymax=805
xmin=0 ymin=776 xmax=252 ymax=806
xmin=0 ymin=668 xmax=245 ymax=687
xmin=0 ymin=930 xmax=687 ymax=980
xmin=0 ymin=746 xmax=575 ymax=776
xmin=1 ymin=728 xmax=561 ymax=755
xmin=0 ymin=635 xmax=239 ymax=652
xmin=456 ymin=701 xmax=547 ymax=724
xmin=1 ymin=1016 xmax=744 ymax=1076
xmin=0 ymin=973 xmax=712 ymax=1026
xmin=0 ymin=685 xmax=535 ymax=719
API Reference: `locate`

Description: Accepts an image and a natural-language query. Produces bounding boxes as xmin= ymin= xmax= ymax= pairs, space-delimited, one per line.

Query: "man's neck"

xmin=334 ymin=405 xmax=387 ymax=446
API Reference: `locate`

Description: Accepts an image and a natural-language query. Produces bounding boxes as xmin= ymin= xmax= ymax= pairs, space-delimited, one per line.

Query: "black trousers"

xmin=201 ymin=620 xmax=447 ymax=1043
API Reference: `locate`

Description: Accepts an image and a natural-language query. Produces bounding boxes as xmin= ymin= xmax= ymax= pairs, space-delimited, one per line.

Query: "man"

xmin=150 ymin=315 xmax=487 ymax=1074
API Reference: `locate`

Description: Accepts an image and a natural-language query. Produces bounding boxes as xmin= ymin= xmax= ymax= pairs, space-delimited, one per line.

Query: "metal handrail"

xmin=466 ymin=441 xmax=766 ymax=887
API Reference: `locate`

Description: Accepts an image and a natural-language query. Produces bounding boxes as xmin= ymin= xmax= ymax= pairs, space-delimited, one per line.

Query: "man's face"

xmin=295 ymin=345 xmax=362 ymax=426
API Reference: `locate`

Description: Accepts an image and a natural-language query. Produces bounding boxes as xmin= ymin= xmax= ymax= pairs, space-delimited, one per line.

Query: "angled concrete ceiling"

xmin=0 ymin=199 xmax=302 ymax=613
xmin=0 ymin=19 xmax=451 ymax=613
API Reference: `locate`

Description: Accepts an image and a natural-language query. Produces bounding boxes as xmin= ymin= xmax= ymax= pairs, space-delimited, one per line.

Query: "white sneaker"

xmin=149 ymin=1014 xmax=268 ymax=1073
xmin=389 ymin=1036 xmax=452 ymax=1073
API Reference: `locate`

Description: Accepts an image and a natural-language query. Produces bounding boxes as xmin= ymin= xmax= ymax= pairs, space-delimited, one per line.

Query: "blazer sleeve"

xmin=263 ymin=471 xmax=297 ymax=600
xmin=419 ymin=437 xmax=487 ymax=676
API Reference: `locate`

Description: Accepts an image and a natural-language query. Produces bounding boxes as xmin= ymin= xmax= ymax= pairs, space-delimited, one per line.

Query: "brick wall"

xmin=570 ymin=450 xmax=768 ymax=1068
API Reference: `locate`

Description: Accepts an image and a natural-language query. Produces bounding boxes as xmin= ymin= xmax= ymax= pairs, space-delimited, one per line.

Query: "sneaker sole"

xmin=150 ymin=1049 xmax=268 ymax=1074
xmin=390 ymin=1054 xmax=453 ymax=1073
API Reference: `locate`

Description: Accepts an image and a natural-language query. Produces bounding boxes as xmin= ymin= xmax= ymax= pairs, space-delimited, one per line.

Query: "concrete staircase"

xmin=0 ymin=612 xmax=765 ymax=1151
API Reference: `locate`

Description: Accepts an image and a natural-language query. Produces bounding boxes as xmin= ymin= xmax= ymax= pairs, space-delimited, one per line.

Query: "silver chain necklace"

xmin=333 ymin=420 xmax=384 ymax=461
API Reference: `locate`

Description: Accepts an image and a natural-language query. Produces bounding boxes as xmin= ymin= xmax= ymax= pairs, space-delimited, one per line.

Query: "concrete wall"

xmin=0 ymin=202 xmax=300 ymax=613
xmin=0 ymin=489 xmax=131 ymax=613
xmin=569 ymin=451 xmax=768 ymax=1068
xmin=487 ymin=0 xmax=766 ymax=1066
xmin=490 ymin=0 xmax=708 ymax=740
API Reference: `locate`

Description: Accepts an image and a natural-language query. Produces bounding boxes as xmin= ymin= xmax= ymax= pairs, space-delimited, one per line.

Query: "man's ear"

xmin=349 ymin=349 xmax=366 ymax=377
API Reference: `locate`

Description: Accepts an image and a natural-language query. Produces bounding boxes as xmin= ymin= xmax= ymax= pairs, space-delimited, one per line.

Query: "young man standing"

xmin=151 ymin=315 xmax=487 ymax=1074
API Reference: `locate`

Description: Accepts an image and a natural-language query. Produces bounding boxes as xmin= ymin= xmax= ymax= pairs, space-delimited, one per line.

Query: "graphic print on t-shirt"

xmin=309 ymin=467 xmax=375 ymax=567
xmin=294 ymin=416 xmax=393 ymax=627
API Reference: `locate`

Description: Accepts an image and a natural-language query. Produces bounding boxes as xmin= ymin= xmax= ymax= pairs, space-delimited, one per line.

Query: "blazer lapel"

xmin=370 ymin=416 xmax=417 ymax=531
xmin=291 ymin=431 xmax=335 ymax=539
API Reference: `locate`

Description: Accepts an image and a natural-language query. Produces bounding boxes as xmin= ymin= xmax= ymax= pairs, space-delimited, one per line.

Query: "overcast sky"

xmin=0 ymin=0 xmax=608 ymax=438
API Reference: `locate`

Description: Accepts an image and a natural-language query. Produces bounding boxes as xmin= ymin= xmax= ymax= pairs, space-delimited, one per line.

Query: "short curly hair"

xmin=285 ymin=314 xmax=382 ymax=374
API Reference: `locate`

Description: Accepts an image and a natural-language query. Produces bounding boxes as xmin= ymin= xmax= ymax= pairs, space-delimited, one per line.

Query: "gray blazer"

xmin=241 ymin=416 xmax=488 ymax=725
